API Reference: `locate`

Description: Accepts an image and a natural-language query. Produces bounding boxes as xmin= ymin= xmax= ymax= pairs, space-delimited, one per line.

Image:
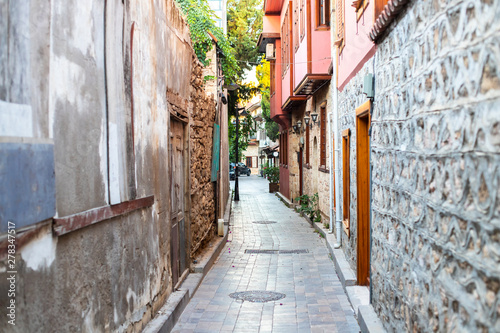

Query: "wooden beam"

xmin=53 ymin=196 xmax=154 ymax=236
xmin=356 ymin=100 xmax=371 ymax=117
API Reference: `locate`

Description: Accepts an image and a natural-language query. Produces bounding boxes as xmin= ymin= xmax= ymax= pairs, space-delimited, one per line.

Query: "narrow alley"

xmin=172 ymin=176 xmax=360 ymax=333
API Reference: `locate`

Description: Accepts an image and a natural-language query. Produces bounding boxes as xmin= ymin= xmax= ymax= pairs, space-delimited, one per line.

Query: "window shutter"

xmin=335 ymin=0 xmax=345 ymax=52
xmin=320 ymin=106 xmax=326 ymax=167
xmin=294 ymin=0 xmax=299 ymax=51
xmin=300 ymin=0 xmax=305 ymax=40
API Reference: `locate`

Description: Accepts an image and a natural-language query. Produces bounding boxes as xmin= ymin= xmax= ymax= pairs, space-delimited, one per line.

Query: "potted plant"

xmin=264 ymin=166 xmax=280 ymax=193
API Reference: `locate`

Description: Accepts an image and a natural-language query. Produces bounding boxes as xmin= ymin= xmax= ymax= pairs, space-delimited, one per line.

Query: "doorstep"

xmin=143 ymin=192 xmax=232 ymax=333
xmin=300 ymin=212 xmax=386 ymax=333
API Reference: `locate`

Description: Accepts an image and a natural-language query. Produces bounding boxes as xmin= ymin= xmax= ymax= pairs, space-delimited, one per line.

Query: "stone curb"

xmin=275 ymin=191 xmax=296 ymax=208
xmin=298 ymin=210 xmax=386 ymax=333
xmin=143 ymin=192 xmax=232 ymax=333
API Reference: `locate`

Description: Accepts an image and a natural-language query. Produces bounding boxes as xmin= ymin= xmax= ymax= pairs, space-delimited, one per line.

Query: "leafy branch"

xmin=176 ymin=0 xmax=239 ymax=82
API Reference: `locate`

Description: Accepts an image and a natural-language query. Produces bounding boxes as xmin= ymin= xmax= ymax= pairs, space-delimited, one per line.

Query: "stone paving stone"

xmin=172 ymin=176 xmax=360 ymax=332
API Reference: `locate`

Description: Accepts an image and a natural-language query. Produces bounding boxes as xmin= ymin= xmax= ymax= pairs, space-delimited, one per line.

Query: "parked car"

xmin=229 ymin=162 xmax=251 ymax=179
xmin=237 ymin=162 xmax=251 ymax=176
xmin=229 ymin=165 xmax=235 ymax=180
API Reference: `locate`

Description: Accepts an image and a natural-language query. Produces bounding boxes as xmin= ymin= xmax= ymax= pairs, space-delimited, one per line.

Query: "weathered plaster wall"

xmin=50 ymin=0 xmax=109 ymax=216
xmin=0 ymin=0 xmax=215 ymax=331
xmin=370 ymin=0 xmax=500 ymax=331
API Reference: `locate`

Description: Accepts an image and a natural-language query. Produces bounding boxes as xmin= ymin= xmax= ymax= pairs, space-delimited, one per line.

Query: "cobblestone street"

xmin=173 ymin=176 xmax=360 ymax=332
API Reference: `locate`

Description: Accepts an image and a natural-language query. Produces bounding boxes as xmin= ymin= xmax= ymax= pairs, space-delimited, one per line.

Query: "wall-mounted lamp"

xmin=304 ymin=116 xmax=311 ymax=129
xmin=311 ymin=113 xmax=319 ymax=127
xmin=297 ymin=120 xmax=302 ymax=133
xmin=292 ymin=124 xmax=298 ymax=134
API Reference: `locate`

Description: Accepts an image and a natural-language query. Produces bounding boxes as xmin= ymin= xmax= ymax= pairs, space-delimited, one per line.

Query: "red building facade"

xmin=258 ymin=0 xmax=332 ymax=200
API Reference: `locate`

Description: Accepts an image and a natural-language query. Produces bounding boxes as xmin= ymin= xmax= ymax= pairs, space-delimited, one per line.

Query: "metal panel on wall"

xmin=211 ymin=123 xmax=220 ymax=182
xmin=0 ymin=143 xmax=56 ymax=232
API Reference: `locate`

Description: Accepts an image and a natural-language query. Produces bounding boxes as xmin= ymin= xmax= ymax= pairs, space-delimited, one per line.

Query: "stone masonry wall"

xmin=371 ymin=0 xmax=500 ymax=331
xmin=190 ymin=56 xmax=217 ymax=258
xmin=293 ymin=85 xmax=331 ymax=225
xmin=337 ymin=58 xmax=374 ymax=271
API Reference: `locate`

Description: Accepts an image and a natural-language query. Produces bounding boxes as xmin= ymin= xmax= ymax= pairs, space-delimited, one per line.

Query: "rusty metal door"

xmin=170 ymin=119 xmax=186 ymax=287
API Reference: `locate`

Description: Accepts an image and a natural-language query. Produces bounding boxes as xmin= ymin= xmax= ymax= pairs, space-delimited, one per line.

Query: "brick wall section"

xmin=371 ymin=0 xmax=500 ymax=331
xmin=190 ymin=56 xmax=217 ymax=258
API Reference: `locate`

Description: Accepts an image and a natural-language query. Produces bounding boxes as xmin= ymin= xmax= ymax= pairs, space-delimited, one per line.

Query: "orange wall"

xmin=271 ymin=40 xmax=283 ymax=120
xmin=263 ymin=15 xmax=280 ymax=33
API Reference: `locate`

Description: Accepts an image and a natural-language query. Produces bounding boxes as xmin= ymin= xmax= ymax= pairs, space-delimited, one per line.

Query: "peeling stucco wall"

xmin=0 ymin=0 xmax=218 ymax=331
xmin=370 ymin=0 xmax=500 ymax=331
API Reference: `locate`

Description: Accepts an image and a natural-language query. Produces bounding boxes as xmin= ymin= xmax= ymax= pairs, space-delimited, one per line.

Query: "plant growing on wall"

xmin=176 ymin=0 xmax=239 ymax=82
xmin=295 ymin=193 xmax=320 ymax=222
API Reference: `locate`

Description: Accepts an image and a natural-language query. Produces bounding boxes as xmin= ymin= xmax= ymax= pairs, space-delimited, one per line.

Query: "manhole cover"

xmin=252 ymin=221 xmax=277 ymax=224
xmin=229 ymin=290 xmax=286 ymax=303
xmin=245 ymin=249 xmax=309 ymax=254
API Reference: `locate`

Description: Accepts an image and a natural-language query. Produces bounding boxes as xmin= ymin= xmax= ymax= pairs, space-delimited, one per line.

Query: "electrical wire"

xmin=234 ymin=56 xmax=332 ymax=66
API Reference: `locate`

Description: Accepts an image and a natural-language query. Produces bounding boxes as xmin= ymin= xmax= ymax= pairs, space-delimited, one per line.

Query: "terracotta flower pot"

xmin=269 ymin=183 xmax=279 ymax=193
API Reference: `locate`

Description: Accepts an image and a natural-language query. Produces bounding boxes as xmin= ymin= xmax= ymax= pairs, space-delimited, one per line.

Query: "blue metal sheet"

xmin=0 ymin=143 xmax=56 ymax=232
xmin=211 ymin=123 xmax=220 ymax=182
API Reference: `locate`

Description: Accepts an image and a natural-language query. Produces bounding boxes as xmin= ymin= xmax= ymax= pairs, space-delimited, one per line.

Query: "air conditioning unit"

xmin=266 ymin=43 xmax=275 ymax=60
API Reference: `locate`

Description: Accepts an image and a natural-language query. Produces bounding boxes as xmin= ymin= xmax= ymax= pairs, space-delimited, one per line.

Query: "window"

xmin=285 ymin=131 xmax=288 ymax=165
xmin=280 ymin=134 xmax=283 ymax=165
xmin=300 ymin=0 xmax=305 ymax=40
xmin=246 ymin=156 xmax=252 ymax=168
xmin=294 ymin=0 xmax=299 ymax=51
xmin=342 ymin=128 xmax=350 ymax=237
xmin=317 ymin=0 xmax=330 ymax=27
xmin=281 ymin=8 xmax=291 ymax=77
xmin=280 ymin=132 xmax=289 ymax=166
xmin=319 ymin=103 xmax=327 ymax=168
xmin=306 ymin=122 xmax=310 ymax=165
xmin=334 ymin=0 xmax=345 ymax=53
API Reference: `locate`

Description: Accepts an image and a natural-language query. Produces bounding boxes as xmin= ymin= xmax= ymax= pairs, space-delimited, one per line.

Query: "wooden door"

xmin=356 ymin=102 xmax=371 ymax=286
xmin=170 ymin=119 xmax=186 ymax=287
xmin=298 ymin=148 xmax=303 ymax=196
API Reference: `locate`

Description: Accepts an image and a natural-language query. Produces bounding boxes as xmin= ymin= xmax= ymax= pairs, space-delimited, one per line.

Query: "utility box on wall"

xmin=363 ymin=73 xmax=374 ymax=98
xmin=266 ymin=43 xmax=275 ymax=60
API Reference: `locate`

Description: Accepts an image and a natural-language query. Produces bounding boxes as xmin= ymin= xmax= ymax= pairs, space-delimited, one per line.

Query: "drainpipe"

xmin=329 ymin=0 xmax=341 ymax=248
xmin=328 ymin=112 xmax=333 ymax=234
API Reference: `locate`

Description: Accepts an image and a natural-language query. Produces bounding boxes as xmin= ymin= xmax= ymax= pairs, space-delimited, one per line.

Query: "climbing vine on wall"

xmin=176 ymin=0 xmax=239 ymax=82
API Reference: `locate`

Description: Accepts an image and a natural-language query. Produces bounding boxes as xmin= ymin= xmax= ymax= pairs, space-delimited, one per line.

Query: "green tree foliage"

xmin=227 ymin=0 xmax=263 ymax=78
xmin=176 ymin=0 xmax=239 ymax=82
xmin=227 ymin=85 xmax=259 ymax=162
xmin=256 ymin=58 xmax=279 ymax=141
